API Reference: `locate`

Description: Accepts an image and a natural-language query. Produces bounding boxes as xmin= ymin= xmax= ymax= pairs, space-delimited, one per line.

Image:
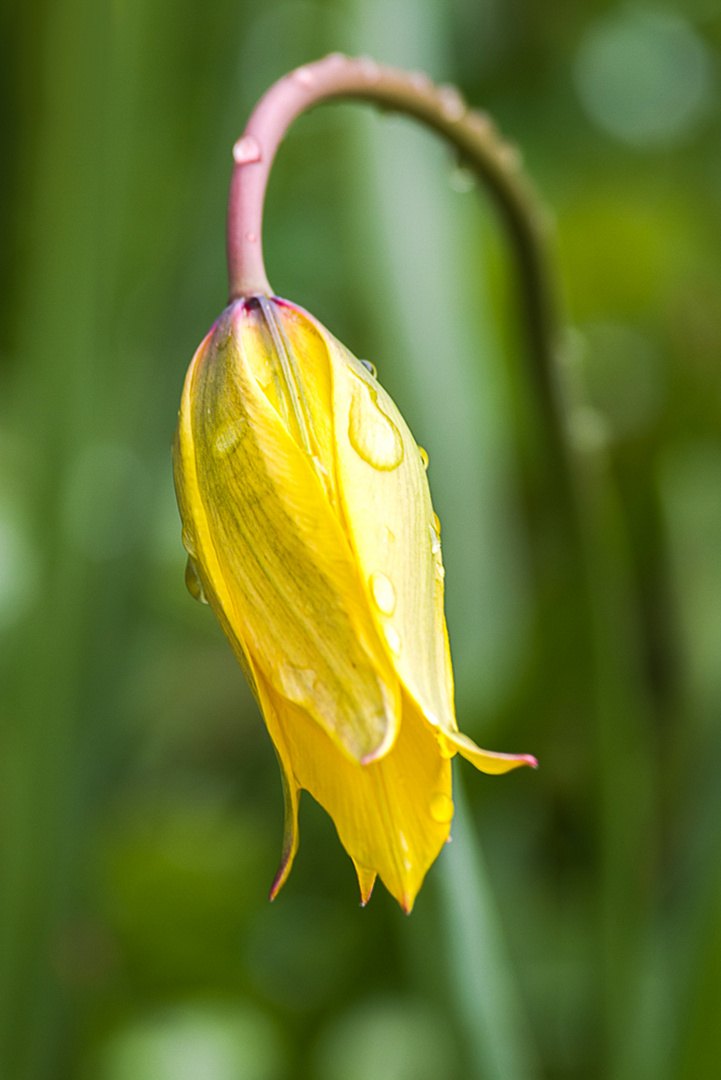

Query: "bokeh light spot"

xmin=574 ymin=10 xmax=713 ymax=147
xmin=96 ymin=1001 xmax=286 ymax=1080
xmin=581 ymin=321 xmax=666 ymax=439
xmin=313 ymin=997 xmax=458 ymax=1080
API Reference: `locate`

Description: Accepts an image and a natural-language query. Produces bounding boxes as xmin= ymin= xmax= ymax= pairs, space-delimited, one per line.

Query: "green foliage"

xmin=3 ymin=1 xmax=721 ymax=1077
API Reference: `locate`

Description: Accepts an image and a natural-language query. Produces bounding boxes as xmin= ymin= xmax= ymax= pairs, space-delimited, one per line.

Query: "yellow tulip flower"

xmin=173 ymin=294 xmax=536 ymax=912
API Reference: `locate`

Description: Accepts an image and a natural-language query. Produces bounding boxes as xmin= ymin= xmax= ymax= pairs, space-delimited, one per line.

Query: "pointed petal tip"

xmin=359 ymin=879 xmax=376 ymax=907
xmin=268 ymin=864 xmax=287 ymax=902
xmin=354 ymin=863 xmax=377 ymax=906
xmin=400 ymin=893 xmax=414 ymax=915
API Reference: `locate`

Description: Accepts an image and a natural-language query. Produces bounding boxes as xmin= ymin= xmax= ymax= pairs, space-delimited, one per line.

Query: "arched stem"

xmin=227 ymin=52 xmax=573 ymax=520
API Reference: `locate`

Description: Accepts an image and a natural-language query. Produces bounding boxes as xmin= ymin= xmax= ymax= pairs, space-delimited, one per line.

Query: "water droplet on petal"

xmin=311 ymin=455 xmax=329 ymax=477
xmin=348 ymin=376 xmax=404 ymax=471
xmin=233 ymin=135 xmax=262 ymax=164
xmin=384 ymin=525 xmax=395 ymax=544
xmin=438 ymin=84 xmax=466 ymax=121
xmin=429 ymin=521 xmax=441 ymax=555
xmin=325 ymin=52 xmax=345 ymax=65
xmin=384 ymin=624 xmax=401 ymax=656
xmin=185 ymin=557 xmax=208 ymax=604
xmin=214 ymin=420 xmax=245 ymax=455
xmin=245 ymin=232 xmax=257 ymax=243
xmin=437 ymin=734 xmax=455 ymax=760
xmin=181 ymin=528 xmax=197 ymax=558
xmin=279 ymin=662 xmax=318 ymax=707
xmin=430 ymin=792 xmax=454 ymax=823
xmin=433 ymin=513 xmax=441 ymax=535
xmin=436 ymin=563 xmax=446 ymax=580
xmin=418 ymin=446 xmax=429 ymax=470
xmin=360 ymin=359 xmax=377 ymax=378
xmin=369 ymin=570 xmax=396 ymax=615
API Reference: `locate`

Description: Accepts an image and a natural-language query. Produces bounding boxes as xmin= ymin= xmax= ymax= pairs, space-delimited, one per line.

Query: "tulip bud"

xmin=173 ymin=294 xmax=535 ymax=911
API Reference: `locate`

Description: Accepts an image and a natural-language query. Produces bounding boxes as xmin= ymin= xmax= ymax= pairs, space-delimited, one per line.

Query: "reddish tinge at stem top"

xmin=226 ymin=53 xmax=548 ymax=302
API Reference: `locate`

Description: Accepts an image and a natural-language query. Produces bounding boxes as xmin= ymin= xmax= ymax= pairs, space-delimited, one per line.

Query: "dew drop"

xmin=348 ymin=376 xmax=404 ymax=471
xmin=185 ymin=557 xmax=208 ymax=604
xmin=370 ymin=570 xmax=396 ymax=615
xmin=418 ymin=446 xmax=429 ymax=470
xmin=410 ymin=70 xmax=432 ymax=91
xmin=436 ymin=563 xmax=446 ymax=580
xmin=232 ymin=135 xmax=262 ymax=165
xmin=468 ymin=110 xmax=494 ymax=138
xmin=499 ymin=142 xmax=523 ymax=170
xmin=279 ymin=662 xmax=318 ymax=706
xmin=181 ymin=528 xmax=197 ymax=558
xmin=360 ymin=359 xmax=377 ymax=378
xmin=358 ymin=56 xmax=381 ymax=83
xmin=449 ymin=165 xmax=475 ymax=193
xmin=384 ymin=525 xmax=396 ymax=544
xmin=433 ymin=512 xmax=441 ymax=535
xmin=214 ymin=420 xmax=245 ymax=455
xmin=438 ymin=84 xmax=466 ymax=121
xmin=437 ymin=734 xmax=455 ymax=760
xmin=325 ymin=51 xmax=345 ymax=65
xmin=384 ymin=624 xmax=401 ymax=656
xmin=430 ymin=792 xmax=454 ymax=823
xmin=245 ymin=232 xmax=257 ymax=243
xmin=294 ymin=66 xmax=315 ymax=88
xmin=429 ymin=521 xmax=441 ymax=555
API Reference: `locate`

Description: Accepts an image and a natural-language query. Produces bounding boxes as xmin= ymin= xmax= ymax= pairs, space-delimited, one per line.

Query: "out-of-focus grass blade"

xmin=438 ymin=771 xmax=540 ymax=1080
xmin=347 ymin=0 xmax=530 ymax=725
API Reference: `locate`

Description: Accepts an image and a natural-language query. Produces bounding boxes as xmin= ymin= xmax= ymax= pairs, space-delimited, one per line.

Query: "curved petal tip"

xmin=445 ymin=729 xmax=538 ymax=775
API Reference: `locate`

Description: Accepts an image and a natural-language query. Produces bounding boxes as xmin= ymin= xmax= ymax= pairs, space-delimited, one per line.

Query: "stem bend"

xmin=227 ymin=53 xmax=570 ymax=516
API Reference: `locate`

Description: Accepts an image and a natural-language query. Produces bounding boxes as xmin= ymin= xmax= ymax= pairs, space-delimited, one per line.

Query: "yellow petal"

xmin=306 ymin=317 xmax=456 ymax=736
xmin=352 ymin=862 xmax=377 ymax=907
xmin=174 ymin=298 xmax=537 ymax=912
xmin=267 ymin=720 xmax=301 ymax=902
xmin=259 ymin=669 xmax=453 ymax=913
xmin=174 ymin=301 xmax=400 ymax=764
xmin=440 ymin=729 xmax=538 ymax=775
xmin=241 ymin=297 xmax=337 ymax=500
xmin=284 ymin=307 xmax=537 ymax=780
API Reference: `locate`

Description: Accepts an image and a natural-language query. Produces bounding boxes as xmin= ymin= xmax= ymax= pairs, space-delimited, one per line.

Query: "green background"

xmin=3 ymin=1 xmax=721 ymax=1077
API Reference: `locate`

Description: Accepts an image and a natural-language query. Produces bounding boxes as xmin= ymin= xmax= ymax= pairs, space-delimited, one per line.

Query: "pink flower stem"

xmin=227 ymin=54 xmax=570 ymax=512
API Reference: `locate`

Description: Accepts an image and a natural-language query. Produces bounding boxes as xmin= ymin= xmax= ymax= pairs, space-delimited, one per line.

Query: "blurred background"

xmin=3 ymin=0 xmax=721 ymax=1077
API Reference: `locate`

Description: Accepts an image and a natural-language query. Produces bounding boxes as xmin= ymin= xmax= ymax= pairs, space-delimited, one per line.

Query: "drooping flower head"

xmin=173 ymin=293 xmax=536 ymax=911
